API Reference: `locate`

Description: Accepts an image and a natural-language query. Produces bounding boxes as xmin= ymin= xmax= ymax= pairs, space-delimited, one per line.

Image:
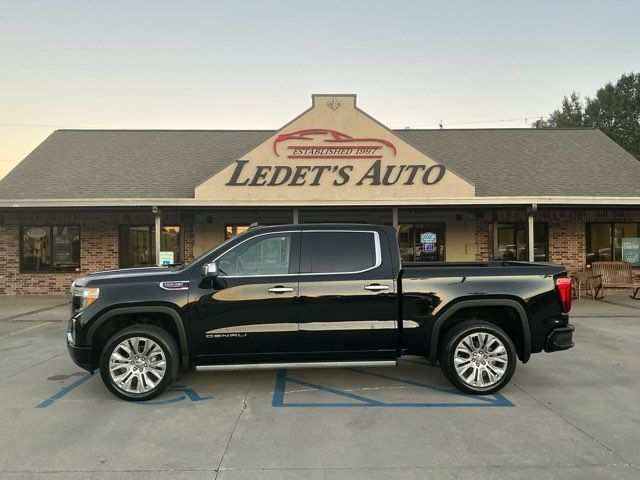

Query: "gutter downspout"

xmin=492 ymin=210 xmax=499 ymax=261
xmin=153 ymin=206 xmax=161 ymax=266
xmin=527 ymin=204 xmax=537 ymax=263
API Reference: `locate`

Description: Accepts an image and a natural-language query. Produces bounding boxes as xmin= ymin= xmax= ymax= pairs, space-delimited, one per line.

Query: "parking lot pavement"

xmin=0 ymin=296 xmax=639 ymax=479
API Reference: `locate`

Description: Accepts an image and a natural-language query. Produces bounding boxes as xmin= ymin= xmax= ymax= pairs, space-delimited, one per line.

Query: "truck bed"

xmin=402 ymin=261 xmax=567 ymax=279
xmin=398 ymin=261 xmax=568 ymax=362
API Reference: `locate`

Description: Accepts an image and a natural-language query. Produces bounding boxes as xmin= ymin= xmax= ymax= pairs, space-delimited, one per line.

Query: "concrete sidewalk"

xmin=0 ymin=296 xmax=69 ymax=323
xmin=571 ymin=292 xmax=640 ymax=317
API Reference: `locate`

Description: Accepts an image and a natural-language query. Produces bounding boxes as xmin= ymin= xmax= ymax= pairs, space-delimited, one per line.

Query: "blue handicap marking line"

xmin=135 ymin=396 xmax=186 ymax=406
xmin=283 ymin=375 xmax=385 ymax=406
xmin=36 ymin=374 xmax=213 ymax=408
xmin=272 ymin=368 xmax=514 ymax=408
xmin=36 ymin=371 xmax=95 ymax=408
xmin=272 ymin=369 xmax=288 ymax=407
xmin=346 ymin=367 xmax=511 ymax=406
xmin=171 ymin=385 xmax=214 ymax=402
xmin=134 ymin=385 xmax=213 ymax=406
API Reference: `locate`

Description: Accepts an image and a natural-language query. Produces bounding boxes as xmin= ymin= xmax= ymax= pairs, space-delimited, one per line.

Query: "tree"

xmin=535 ymin=92 xmax=584 ymax=128
xmin=584 ymin=73 xmax=640 ymax=160
xmin=534 ymin=73 xmax=640 ymax=160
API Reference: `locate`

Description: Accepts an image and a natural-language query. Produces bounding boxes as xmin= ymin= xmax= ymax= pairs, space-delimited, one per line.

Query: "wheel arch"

xmin=87 ymin=305 xmax=190 ymax=371
xmin=428 ymin=299 xmax=531 ymax=364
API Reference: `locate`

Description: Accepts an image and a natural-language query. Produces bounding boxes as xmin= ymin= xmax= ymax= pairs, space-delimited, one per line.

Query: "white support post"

xmin=492 ymin=210 xmax=499 ymax=261
xmin=292 ymin=208 xmax=299 ymax=224
xmin=527 ymin=204 xmax=537 ymax=263
xmin=154 ymin=206 xmax=161 ymax=266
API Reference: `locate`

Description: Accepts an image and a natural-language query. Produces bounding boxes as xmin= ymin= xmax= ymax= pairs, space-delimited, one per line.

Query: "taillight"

xmin=555 ymin=277 xmax=572 ymax=313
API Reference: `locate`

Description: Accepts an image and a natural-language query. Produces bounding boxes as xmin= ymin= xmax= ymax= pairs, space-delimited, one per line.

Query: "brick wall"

xmin=0 ymin=210 xmax=183 ymax=295
xmin=183 ymin=215 xmax=195 ymax=263
xmin=474 ymin=208 xmax=640 ymax=273
xmin=474 ymin=210 xmax=491 ymax=261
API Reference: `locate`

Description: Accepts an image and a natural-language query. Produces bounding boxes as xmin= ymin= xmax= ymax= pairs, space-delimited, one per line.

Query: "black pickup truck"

xmin=67 ymin=223 xmax=574 ymax=401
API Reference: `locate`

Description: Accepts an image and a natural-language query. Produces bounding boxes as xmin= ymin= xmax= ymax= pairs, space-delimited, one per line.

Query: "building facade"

xmin=1 ymin=94 xmax=639 ymax=294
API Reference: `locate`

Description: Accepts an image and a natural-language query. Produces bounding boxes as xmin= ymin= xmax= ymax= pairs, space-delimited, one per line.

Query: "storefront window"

xmin=21 ymin=226 xmax=80 ymax=273
xmin=586 ymin=223 xmax=640 ymax=265
xmin=398 ymin=223 xmax=446 ymax=262
xmin=119 ymin=225 xmax=182 ymax=268
xmin=225 ymin=224 xmax=251 ymax=240
xmin=490 ymin=223 xmax=548 ymax=261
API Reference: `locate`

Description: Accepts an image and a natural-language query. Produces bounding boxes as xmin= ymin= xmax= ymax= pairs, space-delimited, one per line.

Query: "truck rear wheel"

xmin=439 ymin=321 xmax=516 ymax=395
xmin=99 ymin=325 xmax=179 ymax=401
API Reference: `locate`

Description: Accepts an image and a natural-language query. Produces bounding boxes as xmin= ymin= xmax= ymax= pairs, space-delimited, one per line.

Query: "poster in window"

xmin=622 ymin=238 xmax=640 ymax=266
xmin=53 ymin=234 xmax=72 ymax=262
xmin=27 ymin=227 xmax=48 ymax=239
xmin=159 ymin=251 xmax=175 ymax=266
xmin=420 ymin=232 xmax=437 ymax=244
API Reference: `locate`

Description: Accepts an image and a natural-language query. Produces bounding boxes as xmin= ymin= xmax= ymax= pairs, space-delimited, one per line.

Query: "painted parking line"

xmin=0 ymin=321 xmax=52 ymax=339
xmin=272 ymin=368 xmax=514 ymax=408
xmin=36 ymin=374 xmax=213 ymax=408
xmin=134 ymin=386 xmax=214 ymax=406
xmin=36 ymin=371 xmax=94 ymax=408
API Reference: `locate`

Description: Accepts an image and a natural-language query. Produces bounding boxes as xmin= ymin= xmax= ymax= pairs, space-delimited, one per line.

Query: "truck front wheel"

xmin=439 ymin=321 xmax=516 ymax=395
xmin=99 ymin=325 xmax=179 ymax=401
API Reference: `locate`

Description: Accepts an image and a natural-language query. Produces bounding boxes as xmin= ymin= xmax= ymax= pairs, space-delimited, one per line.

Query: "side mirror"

xmin=202 ymin=261 xmax=219 ymax=277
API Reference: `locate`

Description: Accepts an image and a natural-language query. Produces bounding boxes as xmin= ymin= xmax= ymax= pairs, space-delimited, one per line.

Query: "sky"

xmin=1 ymin=0 xmax=639 ymax=180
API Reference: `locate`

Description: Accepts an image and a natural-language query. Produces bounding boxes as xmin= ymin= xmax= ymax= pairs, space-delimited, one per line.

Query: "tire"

xmin=99 ymin=324 xmax=179 ymax=401
xmin=439 ymin=320 xmax=516 ymax=395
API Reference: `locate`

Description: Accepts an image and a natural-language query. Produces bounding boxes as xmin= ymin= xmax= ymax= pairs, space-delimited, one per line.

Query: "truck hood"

xmin=73 ymin=266 xmax=174 ymax=287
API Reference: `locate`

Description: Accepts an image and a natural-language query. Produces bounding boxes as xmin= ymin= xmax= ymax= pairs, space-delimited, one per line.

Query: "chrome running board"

xmin=195 ymin=360 xmax=397 ymax=372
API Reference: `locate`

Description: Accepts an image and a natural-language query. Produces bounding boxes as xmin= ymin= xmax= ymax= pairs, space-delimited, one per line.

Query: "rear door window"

xmin=300 ymin=231 xmax=378 ymax=274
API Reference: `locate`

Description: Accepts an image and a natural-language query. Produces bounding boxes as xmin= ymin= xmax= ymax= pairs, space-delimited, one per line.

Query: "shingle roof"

xmin=0 ymin=128 xmax=638 ymax=199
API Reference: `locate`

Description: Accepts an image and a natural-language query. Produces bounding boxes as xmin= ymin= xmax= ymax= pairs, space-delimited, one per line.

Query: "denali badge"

xmin=206 ymin=333 xmax=248 ymax=339
xmin=159 ymin=281 xmax=189 ymax=290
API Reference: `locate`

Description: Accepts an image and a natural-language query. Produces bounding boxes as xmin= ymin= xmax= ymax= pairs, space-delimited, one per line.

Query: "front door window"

xmin=217 ymin=233 xmax=293 ymax=277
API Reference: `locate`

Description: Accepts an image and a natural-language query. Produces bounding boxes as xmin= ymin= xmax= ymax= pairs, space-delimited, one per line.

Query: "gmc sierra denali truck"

xmin=67 ymin=224 xmax=575 ymax=401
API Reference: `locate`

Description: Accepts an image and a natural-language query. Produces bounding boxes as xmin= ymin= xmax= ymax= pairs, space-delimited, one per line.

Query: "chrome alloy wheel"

xmin=108 ymin=336 xmax=167 ymax=394
xmin=453 ymin=332 xmax=508 ymax=388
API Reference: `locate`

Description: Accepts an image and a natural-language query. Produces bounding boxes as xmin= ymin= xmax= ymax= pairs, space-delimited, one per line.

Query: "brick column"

xmin=475 ymin=212 xmax=491 ymax=261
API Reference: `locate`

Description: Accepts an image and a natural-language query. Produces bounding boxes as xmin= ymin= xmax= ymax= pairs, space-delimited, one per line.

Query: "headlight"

xmin=71 ymin=284 xmax=100 ymax=310
xmin=82 ymin=288 xmax=100 ymax=309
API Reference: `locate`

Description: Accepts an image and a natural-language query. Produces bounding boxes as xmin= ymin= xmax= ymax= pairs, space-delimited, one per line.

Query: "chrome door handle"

xmin=364 ymin=284 xmax=390 ymax=291
xmin=268 ymin=286 xmax=294 ymax=293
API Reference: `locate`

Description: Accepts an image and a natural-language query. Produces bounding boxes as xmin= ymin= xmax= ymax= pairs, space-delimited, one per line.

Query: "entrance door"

xmin=189 ymin=231 xmax=300 ymax=362
xmin=297 ymin=230 xmax=397 ymax=359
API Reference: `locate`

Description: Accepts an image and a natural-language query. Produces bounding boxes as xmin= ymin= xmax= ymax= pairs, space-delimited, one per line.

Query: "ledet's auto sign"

xmin=225 ymin=128 xmax=446 ymax=187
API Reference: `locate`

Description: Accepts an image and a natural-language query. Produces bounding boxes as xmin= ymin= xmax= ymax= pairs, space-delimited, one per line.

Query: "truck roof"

xmin=248 ymin=223 xmax=392 ymax=232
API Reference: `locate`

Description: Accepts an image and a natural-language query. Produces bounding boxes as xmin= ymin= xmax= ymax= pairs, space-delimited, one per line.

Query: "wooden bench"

xmin=570 ymin=271 xmax=598 ymax=299
xmin=591 ymin=262 xmax=640 ymax=300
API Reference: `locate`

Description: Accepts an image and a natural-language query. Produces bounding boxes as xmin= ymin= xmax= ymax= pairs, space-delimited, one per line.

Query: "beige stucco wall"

xmin=192 ymin=209 xmax=477 ymax=262
xmin=192 ymin=211 xmax=294 ymax=258
xmin=195 ymin=95 xmax=475 ymax=204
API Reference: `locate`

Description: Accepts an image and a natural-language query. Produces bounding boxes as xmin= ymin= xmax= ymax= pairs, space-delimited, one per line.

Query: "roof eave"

xmin=1 ymin=196 xmax=640 ymax=209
